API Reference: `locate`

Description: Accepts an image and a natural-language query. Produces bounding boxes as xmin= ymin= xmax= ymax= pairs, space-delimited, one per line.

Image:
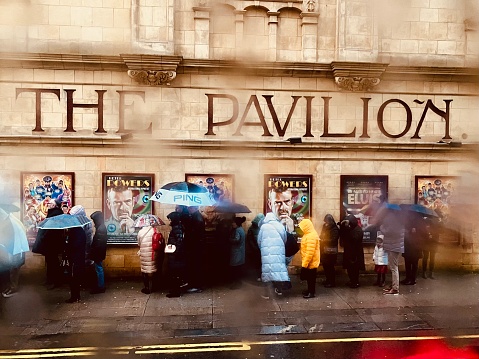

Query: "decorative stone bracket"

xmin=331 ymin=62 xmax=388 ymax=91
xmin=120 ymin=54 xmax=183 ymax=86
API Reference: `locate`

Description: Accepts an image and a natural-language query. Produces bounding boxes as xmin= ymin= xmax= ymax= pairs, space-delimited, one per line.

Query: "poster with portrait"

xmin=263 ymin=175 xmax=312 ymax=219
xmin=340 ymin=175 xmax=388 ymax=244
xmin=415 ymin=176 xmax=459 ymax=244
xmin=21 ymin=172 xmax=75 ymax=246
xmin=102 ymin=174 xmax=154 ymax=244
xmin=185 ymin=174 xmax=234 ymax=202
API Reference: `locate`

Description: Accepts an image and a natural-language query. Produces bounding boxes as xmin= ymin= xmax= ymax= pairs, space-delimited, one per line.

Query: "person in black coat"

xmin=339 ymin=214 xmax=365 ymax=288
xmin=32 ymin=204 xmax=64 ymax=289
xmin=320 ymin=214 xmax=339 ymax=288
xmin=64 ymin=226 xmax=86 ymax=303
xmin=89 ymin=211 xmax=108 ymax=294
xmin=183 ymin=206 xmax=206 ymax=293
xmin=165 ymin=212 xmax=187 ymax=298
xmin=401 ymin=214 xmax=425 ymax=285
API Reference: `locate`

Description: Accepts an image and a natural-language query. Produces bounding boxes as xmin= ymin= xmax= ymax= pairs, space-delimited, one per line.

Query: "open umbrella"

xmin=37 ymin=213 xmax=92 ymax=230
xmin=149 ymin=181 xmax=215 ymax=207
xmin=214 ymin=201 xmax=251 ymax=213
xmin=400 ymin=204 xmax=439 ymax=217
xmin=132 ymin=214 xmax=165 ymax=228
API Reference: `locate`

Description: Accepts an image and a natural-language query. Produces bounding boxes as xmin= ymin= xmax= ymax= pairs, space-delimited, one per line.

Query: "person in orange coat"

xmin=298 ymin=218 xmax=320 ymax=299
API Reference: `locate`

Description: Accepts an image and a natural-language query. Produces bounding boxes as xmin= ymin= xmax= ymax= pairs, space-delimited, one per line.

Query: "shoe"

xmin=383 ymin=289 xmax=399 ymax=295
xmin=404 ymin=281 xmax=416 ymax=285
xmin=65 ymin=297 xmax=80 ymax=303
xmin=260 ymin=294 xmax=270 ymax=300
xmin=141 ymin=288 xmax=151 ymax=294
xmin=383 ymin=285 xmax=392 ymax=291
xmin=90 ymin=287 xmax=106 ymax=294
xmin=422 ymin=273 xmax=427 ymax=279
xmin=302 ymin=289 xmax=309 ymax=296
xmin=303 ymin=293 xmax=315 ymax=299
xmin=274 ymin=288 xmax=283 ymax=296
xmin=1 ymin=289 xmax=17 ymax=298
xmin=166 ymin=293 xmax=181 ymax=298
xmin=400 ymin=279 xmax=409 ymax=285
xmin=186 ymin=287 xmax=203 ymax=293
xmin=324 ymin=283 xmax=335 ymax=288
xmin=179 ymin=282 xmax=189 ymax=288
xmin=349 ymin=283 xmax=360 ymax=289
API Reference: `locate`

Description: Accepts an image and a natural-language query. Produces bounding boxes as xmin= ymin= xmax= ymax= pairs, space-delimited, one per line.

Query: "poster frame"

xmin=263 ymin=174 xmax=313 ymax=219
xmin=339 ymin=175 xmax=389 ymax=245
xmin=20 ymin=171 xmax=75 ymax=246
xmin=102 ymin=173 xmax=155 ymax=245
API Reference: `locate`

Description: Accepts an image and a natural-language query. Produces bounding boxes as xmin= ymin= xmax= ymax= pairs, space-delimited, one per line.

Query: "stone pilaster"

xmin=193 ymin=6 xmax=211 ymax=59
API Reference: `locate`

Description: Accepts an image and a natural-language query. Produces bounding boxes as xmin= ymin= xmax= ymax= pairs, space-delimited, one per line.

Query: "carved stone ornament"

xmin=334 ymin=77 xmax=380 ymax=91
xmin=127 ymin=70 xmax=176 ymax=86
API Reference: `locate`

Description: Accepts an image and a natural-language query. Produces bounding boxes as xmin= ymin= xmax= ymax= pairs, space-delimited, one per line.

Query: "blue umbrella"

xmin=400 ymin=204 xmax=439 ymax=217
xmin=384 ymin=203 xmax=401 ymax=211
xmin=37 ymin=214 xmax=92 ymax=230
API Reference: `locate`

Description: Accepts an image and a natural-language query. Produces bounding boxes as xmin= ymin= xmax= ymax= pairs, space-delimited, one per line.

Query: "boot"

xmin=428 ymin=271 xmax=435 ymax=279
xmin=141 ymin=273 xmax=151 ymax=294
xmin=422 ymin=271 xmax=427 ymax=279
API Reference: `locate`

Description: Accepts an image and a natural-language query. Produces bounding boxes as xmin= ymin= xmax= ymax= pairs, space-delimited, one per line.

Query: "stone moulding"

xmin=334 ymin=77 xmax=380 ymax=91
xmin=120 ymin=54 xmax=183 ymax=86
xmin=331 ymin=61 xmax=388 ymax=91
xmin=127 ymin=70 xmax=176 ymax=86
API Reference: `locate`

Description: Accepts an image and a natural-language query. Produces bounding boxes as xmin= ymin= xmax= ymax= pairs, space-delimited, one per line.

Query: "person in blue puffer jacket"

xmin=257 ymin=212 xmax=291 ymax=298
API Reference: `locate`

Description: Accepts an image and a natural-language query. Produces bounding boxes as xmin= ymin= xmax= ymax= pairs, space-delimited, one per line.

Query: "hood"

xmin=298 ymin=218 xmax=316 ymax=235
xmin=252 ymin=213 xmax=265 ymax=225
xmin=90 ymin=211 xmax=105 ymax=226
xmin=167 ymin=211 xmax=182 ymax=225
xmin=46 ymin=207 xmax=63 ymax=218
xmin=346 ymin=214 xmax=359 ymax=228
xmin=70 ymin=205 xmax=86 ymax=217
xmin=324 ymin=214 xmax=336 ymax=226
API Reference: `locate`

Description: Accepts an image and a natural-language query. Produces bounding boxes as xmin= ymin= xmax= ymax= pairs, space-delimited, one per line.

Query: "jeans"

xmin=387 ymin=251 xmax=401 ymax=291
xmin=94 ymin=261 xmax=105 ymax=289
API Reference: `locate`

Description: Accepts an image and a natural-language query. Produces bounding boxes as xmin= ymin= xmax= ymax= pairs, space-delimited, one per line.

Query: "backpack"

xmin=151 ymin=228 xmax=164 ymax=259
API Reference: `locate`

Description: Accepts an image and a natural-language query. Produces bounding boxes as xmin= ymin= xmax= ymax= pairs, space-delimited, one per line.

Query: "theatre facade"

xmin=0 ymin=0 xmax=478 ymax=275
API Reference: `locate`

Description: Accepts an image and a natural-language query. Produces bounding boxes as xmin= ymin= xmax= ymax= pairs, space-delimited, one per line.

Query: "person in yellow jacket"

xmin=298 ymin=218 xmax=320 ymax=299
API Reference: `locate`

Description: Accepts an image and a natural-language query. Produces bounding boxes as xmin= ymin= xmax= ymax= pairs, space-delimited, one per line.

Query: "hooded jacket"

xmin=90 ymin=211 xmax=108 ymax=262
xmin=299 ymin=219 xmax=320 ymax=269
xmin=257 ymin=212 xmax=290 ymax=283
xmin=320 ymin=214 xmax=339 ymax=255
xmin=339 ymin=215 xmax=365 ymax=271
xmin=137 ymin=226 xmax=157 ymax=273
xmin=245 ymin=213 xmax=264 ymax=274
xmin=70 ymin=205 xmax=93 ymax=257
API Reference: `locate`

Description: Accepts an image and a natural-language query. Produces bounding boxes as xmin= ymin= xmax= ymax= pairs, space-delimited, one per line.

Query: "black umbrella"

xmin=214 ymin=201 xmax=251 ymax=213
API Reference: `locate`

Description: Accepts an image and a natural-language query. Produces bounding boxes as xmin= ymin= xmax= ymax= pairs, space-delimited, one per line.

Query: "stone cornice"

xmin=0 ymin=135 xmax=475 ymax=158
xmin=0 ymin=52 xmax=478 ymax=83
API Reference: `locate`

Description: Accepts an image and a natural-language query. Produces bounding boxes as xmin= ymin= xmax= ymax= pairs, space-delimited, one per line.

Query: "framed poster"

xmin=21 ymin=172 xmax=75 ymax=246
xmin=102 ymin=174 xmax=154 ymax=244
xmin=263 ymin=175 xmax=312 ymax=219
xmin=340 ymin=175 xmax=388 ymax=244
xmin=185 ymin=174 xmax=234 ymax=202
xmin=415 ymin=176 xmax=459 ymax=244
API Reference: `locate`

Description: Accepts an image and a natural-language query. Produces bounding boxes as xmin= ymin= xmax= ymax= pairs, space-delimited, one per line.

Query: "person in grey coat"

xmin=375 ymin=206 xmax=405 ymax=295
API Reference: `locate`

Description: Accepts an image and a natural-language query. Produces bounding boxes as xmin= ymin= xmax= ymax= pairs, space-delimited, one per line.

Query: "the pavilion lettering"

xmin=14 ymin=88 xmax=453 ymax=140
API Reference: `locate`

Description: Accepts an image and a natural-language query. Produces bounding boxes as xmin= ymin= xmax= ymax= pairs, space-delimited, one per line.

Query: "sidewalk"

xmin=0 ymin=271 xmax=478 ymax=349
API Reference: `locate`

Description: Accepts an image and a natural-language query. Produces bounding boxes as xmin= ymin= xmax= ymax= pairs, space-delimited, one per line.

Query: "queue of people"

xmin=2 ymin=192 xmax=442 ymax=303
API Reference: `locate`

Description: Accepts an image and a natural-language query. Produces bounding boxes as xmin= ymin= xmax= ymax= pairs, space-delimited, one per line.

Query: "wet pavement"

xmin=0 ymin=270 xmax=478 ymax=349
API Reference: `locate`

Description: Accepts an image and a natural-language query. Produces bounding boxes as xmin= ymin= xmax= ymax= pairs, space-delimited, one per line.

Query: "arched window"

xmin=277 ymin=8 xmax=302 ymax=62
xmin=210 ymin=4 xmax=236 ymax=60
xmin=243 ymin=6 xmax=269 ymax=61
